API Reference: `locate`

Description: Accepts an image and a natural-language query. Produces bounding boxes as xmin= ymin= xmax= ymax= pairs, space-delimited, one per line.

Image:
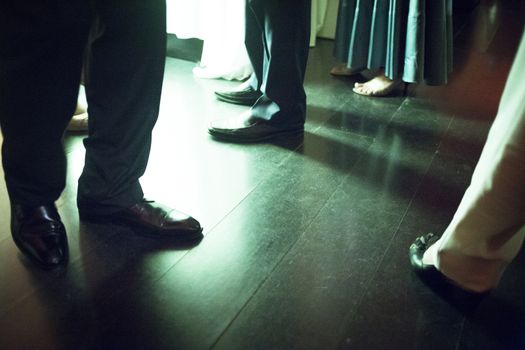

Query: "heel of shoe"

xmin=402 ymin=82 xmax=409 ymax=96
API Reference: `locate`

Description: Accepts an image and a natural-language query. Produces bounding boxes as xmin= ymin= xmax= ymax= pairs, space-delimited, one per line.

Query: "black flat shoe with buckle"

xmin=409 ymin=233 xmax=488 ymax=313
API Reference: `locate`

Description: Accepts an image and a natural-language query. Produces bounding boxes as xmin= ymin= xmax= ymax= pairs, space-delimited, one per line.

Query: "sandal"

xmin=353 ymin=74 xmax=407 ymax=97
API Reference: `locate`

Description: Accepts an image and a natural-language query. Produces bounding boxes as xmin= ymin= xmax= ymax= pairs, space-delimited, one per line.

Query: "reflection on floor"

xmin=1 ymin=1 xmax=524 ymax=349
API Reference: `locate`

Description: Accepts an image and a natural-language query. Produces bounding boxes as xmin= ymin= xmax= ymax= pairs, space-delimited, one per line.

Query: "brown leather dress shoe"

xmin=80 ymin=199 xmax=203 ymax=240
xmin=11 ymin=204 xmax=68 ymax=269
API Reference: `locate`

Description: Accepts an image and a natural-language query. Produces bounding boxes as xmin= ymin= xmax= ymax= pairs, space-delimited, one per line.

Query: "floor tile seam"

xmin=306 ymin=125 xmax=376 ymax=150
xmin=327 ymin=128 xmax=377 ymax=143
xmin=275 ymin=136 xmax=308 ymax=167
xmin=104 ymin=244 xmax=193 ymax=300
xmin=198 ymin=176 xmax=269 ymax=240
xmin=332 ymin=98 xmax=353 ymax=116
xmin=313 ymin=99 xmax=401 ymax=141
xmin=373 ymin=108 xmax=458 ymax=270
xmin=208 ymin=160 xmax=361 ymax=349
xmin=387 ymin=98 xmax=466 ymax=143
xmin=346 ymin=99 xmax=449 ymax=313
xmin=317 ymin=99 xmax=383 ymax=135
xmin=375 ymin=107 xmax=455 ymax=253
xmin=305 ymin=100 xmax=350 ymax=133
xmin=344 ymin=157 xmax=431 ymax=319
xmin=127 ymin=237 xmax=207 ymax=292
xmin=384 ymin=97 xmax=411 ymax=128
xmin=207 ymin=219 xmax=333 ymax=349
xmin=160 ymin=177 xmax=274 ymax=276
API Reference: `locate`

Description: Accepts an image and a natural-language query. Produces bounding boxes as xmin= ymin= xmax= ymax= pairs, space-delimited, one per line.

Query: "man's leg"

xmin=0 ymin=1 xmax=91 ymax=205
xmin=77 ymin=0 xmax=167 ymax=215
xmin=414 ymin=32 xmax=525 ymax=293
xmin=0 ymin=0 xmax=92 ymax=268
xmin=78 ymin=0 xmax=202 ymax=240
xmin=213 ymin=1 xmax=264 ymax=106
xmin=208 ymin=0 xmax=311 ymax=142
xmin=250 ymin=0 xmax=311 ymax=126
xmin=244 ymin=0 xmax=265 ymax=92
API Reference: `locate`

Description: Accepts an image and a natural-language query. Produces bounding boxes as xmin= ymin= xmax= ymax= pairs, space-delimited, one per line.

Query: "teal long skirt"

xmin=334 ymin=0 xmax=453 ymax=85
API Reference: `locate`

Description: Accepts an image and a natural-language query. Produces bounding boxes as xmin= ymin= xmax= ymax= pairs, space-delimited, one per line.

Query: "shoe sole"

xmin=214 ymin=94 xmax=260 ymax=106
xmin=208 ymin=128 xmax=304 ymax=143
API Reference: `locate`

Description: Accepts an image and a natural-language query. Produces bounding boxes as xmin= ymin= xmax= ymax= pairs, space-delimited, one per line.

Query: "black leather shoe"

xmin=214 ymin=86 xmax=262 ymax=106
xmin=208 ymin=112 xmax=304 ymax=142
xmin=409 ymin=233 xmax=487 ymax=312
xmin=80 ymin=199 xmax=203 ymax=241
xmin=11 ymin=204 xmax=68 ymax=269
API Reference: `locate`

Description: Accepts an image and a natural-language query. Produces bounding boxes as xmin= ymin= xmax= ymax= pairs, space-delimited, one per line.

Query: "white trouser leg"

xmin=426 ymin=31 xmax=525 ymax=292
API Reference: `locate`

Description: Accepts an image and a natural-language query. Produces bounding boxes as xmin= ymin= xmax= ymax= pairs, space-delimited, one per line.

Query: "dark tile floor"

xmin=1 ymin=1 xmax=524 ymax=349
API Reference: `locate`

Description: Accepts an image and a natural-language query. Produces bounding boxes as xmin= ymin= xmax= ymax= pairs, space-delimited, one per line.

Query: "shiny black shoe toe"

xmin=11 ymin=204 xmax=68 ymax=269
xmin=409 ymin=233 xmax=440 ymax=272
xmin=214 ymin=86 xmax=262 ymax=106
xmin=208 ymin=113 xmax=304 ymax=143
xmin=409 ymin=233 xmax=487 ymax=312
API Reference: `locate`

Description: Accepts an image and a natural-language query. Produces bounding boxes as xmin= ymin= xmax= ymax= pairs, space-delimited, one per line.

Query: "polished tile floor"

xmin=1 ymin=2 xmax=524 ymax=349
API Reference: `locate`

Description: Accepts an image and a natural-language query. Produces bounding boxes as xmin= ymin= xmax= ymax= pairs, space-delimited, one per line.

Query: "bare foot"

xmin=67 ymin=103 xmax=89 ymax=132
xmin=353 ymin=73 xmax=403 ymax=97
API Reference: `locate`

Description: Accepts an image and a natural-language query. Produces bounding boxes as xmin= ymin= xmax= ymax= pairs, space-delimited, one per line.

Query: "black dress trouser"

xmin=0 ymin=0 xmax=166 ymax=214
xmin=245 ymin=0 xmax=311 ymax=127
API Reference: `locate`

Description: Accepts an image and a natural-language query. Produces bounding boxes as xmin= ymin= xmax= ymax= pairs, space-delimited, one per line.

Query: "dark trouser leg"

xmin=77 ymin=0 xmax=166 ymax=215
xmin=0 ymin=1 xmax=91 ymax=206
xmin=248 ymin=0 xmax=311 ymax=126
xmin=244 ymin=0 xmax=265 ymax=91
